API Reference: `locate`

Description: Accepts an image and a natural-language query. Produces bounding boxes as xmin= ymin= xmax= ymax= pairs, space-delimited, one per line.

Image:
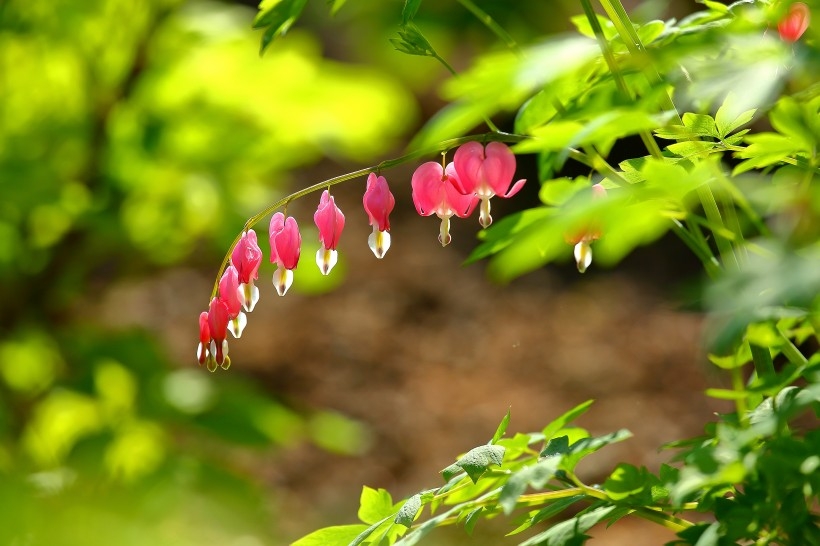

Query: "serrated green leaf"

xmin=491 ymin=409 xmax=511 ymax=444
xmin=705 ymin=388 xmax=751 ymax=400
xmin=540 ymin=435 xmax=570 ymax=458
xmin=499 ymin=458 xmax=561 ymax=514
xmin=395 ymin=494 xmax=422 ymax=528
xmin=637 ymin=20 xmax=665 ymax=44
xmin=292 ymin=524 xmax=370 ymax=546
xmin=254 ymin=0 xmax=308 ymax=54
xmin=682 ymin=113 xmax=718 ymax=138
xmin=769 ymin=97 xmax=816 ymax=152
xmin=603 ymin=464 xmax=647 ymax=501
xmin=456 ymin=444 xmax=506 ymax=483
xmin=464 ymin=507 xmax=483 ymax=535
xmin=570 ymin=13 xmax=617 ymax=40
xmin=542 ymin=400 xmax=594 ymax=440
xmin=715 ymin=94 xmax=755 ymax=138
xmin=518 ymin=505 xmax=623 ymax=546
xmin=440 ymin=462 xmax=463 ymax=483
xmin=358 ymin=486 xmax=395 ymax=524
xmin=402 ymin=0 xmax=422 ymax=23
xmin=327 ymin=0 xmax=346 ymax=15
xmin=733 ymin=133 xmax=801 ymax=174
xmin=390 ymin=24 xmax=436 ymax=57
xmin=666 ymin=140 xmax=716 ymax=157
xmin=561 ymin=430 xmax=632 ymax=472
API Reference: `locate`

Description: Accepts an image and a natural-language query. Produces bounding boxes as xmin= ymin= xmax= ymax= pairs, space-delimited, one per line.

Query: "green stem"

xmin=698 ymin=186 xmax=738 ymax=270
xmin=731 ymin=365 xmax=750 ymax=427
xmin=670 ymin=219 xmax=721 ymax=278
xmin=775 ymin=326 xmax=809 ymax=367
xmin=210 ymin=132 xmax=525 ymax=300
xmin=579 ymin=0 xmax=662 ymax=158
xmin=456 ymin=0 xmax=520 ymax=52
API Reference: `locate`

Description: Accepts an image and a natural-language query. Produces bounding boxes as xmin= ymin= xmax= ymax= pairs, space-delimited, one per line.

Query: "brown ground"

xmin=94 ymin=180 xmax=727 ymax=545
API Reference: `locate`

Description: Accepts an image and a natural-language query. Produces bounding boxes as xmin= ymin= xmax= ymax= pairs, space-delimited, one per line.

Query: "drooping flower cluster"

xmin=778 ymin=2 xmax=810 ymax=42
xmin=198 ymin=230 xmax=262 ymax=371
xmin=411 ymin=141 xmax=526 ymax=246
xmin=197 ymin=140 xmax=530 ymax=370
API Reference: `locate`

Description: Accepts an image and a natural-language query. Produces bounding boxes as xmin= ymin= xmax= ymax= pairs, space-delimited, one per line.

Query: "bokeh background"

xmin=0 ymin=0 xmax=729 ymax=544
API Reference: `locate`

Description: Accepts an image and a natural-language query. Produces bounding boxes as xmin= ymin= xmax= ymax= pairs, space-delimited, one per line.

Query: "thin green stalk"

xmin=456 ymin=0 xmax=520 ymax=52
xmin=579 ymin=0 xmax=663 ymax=158
xmin=210 ymin=132 xmax=526 ymax=299
xmin=671 ymin=219 xmax=721 ymax=278
xmin=731 ymin=365 xmax=750 ymax=427
xmin=775 ymin=326 xmax=809 ymax=367
xmin=698 ymin=186 xmax=739 ymax=270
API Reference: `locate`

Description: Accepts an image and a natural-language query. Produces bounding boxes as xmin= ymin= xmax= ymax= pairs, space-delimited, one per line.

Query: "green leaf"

xmin=603 ymin=464 xmax=648 ymax=501
xmin=518 ymin=505 xmax=623 ymax=546
xmin=636 ymin=20 xmax=666 ymax=44
xmin=491 ymin=409 xmax=511 ymax=444
xmin=395 ymin=494 xmax=422 ymax=528
xmin=327 ymin=0 xmax=346 ymax=15
xmin=539 ymin=178 xmax=588 ymax=206
xmin=358 ymin=486 xmax=395 ymax=524
xmin=402 ymin=0 xmax=422 ymax=24
xmin=467 ymin=207 xmax=555 ymax=264
xmin=464 ymin=507 xmax=483 ymax=535
xmin=540 ymin=435 xmax=570 ymax=458
xmin=682 ymin=113 xmax=718 ymax=138
xmin=733 ymin=133 xmax=802 ymax=174
xmin=455 ymin=444 xmax=506 ymax=483
xmin=561 ymin=430 xmax=633 ymax=472
xmin=541 ymin=400 xmax=594 ymax=440
xmin=348 ymin=517 xmax=393 ymax=546
xmin=570 ymin=13 xmax=617 ymax=40
xmin=769 ymin=97 xmax=816 ymax=152
xmin=666 ymin=140 xmax=716 ymax=157
xmin=714 ymin=93 xmax=756 ymax=138
xmin=292 ymin=525 xmax=370 ymax=546
xmin=389 ymin=24 xmax=436 ymax=57
xmin=440 ymin=462 xmax=463 ymax=483
xmin=254 ymin=0 xmax=309 ymax=55
xmin=499 ymin=458 xmax=561 ymax=514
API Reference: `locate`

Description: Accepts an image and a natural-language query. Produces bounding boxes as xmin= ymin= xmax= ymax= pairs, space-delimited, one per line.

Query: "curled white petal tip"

xmin=273 ymin=268 xmax=294 ymax=296
xmin=240 ymin=282 xmax=259 ymax=313
xmin=315 ymin=248 xmax=338 ymax=275
xmin=368 ymin=228 xmax=391 ymax=259
xmin=228 ymin=312 xmax=247 ymax=339
xmin=438 ymin=216 xmax=452 ymax=247
xmin=574 ymin=241 xmax=593 ymax=273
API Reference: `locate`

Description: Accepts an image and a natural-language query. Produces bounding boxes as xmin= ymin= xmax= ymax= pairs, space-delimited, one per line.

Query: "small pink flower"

xmin=564 ymin=183 xmax=607 ymax=273
xmin=207 ymin=297 xmax=231 ymax=371
xmin=197 ymin=311 xmax=211 ymax=367
xmin=452 ymin=141 xmax=527 ymax=228
xmin=363 ymin=173 xmax=395 ymax=258
xmin=230 ymin=230 xmax=262 ymax=312
xmin=218 ymin=265 xmax=247 ymax=338
xmin=778 ymin=2 xmax=810 ymax=42
xmin=269 ymin=212 xmax=301 ymax=296
xmin=314 ymin=190 xmax=345 ymax=275
xmin=412 ymin=161 xmax=479 ymax=246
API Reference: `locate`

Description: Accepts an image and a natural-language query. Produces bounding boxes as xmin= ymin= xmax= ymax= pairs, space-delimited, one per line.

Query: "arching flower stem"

xmin=209 ymin=132 xmax=528 ymax=300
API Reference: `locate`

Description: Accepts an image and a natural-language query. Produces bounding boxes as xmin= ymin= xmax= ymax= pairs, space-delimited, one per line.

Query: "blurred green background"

xmin=0 ymin=1 xmax=729 ymax=545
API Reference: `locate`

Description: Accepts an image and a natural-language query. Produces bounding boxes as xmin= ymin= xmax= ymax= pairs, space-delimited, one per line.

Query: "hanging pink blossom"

xmin=565 ymin=183 xmax=607 ymax=273
xmin=269 ymin=212 xmax=302 ymax=296
xmin=412 ymin=161 xmax=479 ymax=246
xmin=314 ymin=190 xmax=346 ymax=275
xmin=197 ymin=311 xmax=211 ymax=367
xmin=452 ymin=141 xmax=527 ymax=228
xmin=218 ymin=265 xmax=247 ymax=338
xmin=230 ymin=230 xmax=262 ymax=312
xmin=778 ymin=2 xmax=810 ymax=42
xmin=207 ymin=297 xmax=231 ymax=370
xmin=362 ymin=173 xmax=395 ymax=258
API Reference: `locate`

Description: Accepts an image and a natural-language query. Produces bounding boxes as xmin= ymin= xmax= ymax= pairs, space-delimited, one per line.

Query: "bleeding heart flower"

xmin=269 ymin=212 xmax=302 ymax=296
xmin=218 ymin=265 xmax=247 ymax=338
xmin=314 ymin=190 xmax=345 ymax=275
xmin=412 ymin=161 xmax=479 ymax=246
xmin=452 ymin=141 xmax=526 ymax=228
xmin=778 ymin=2 xmax=810 ymax=42
xmin=207 ymin=297 xmax=231 ymax=371
xmin=197 ymin=311 xmax=211 ymax=367
xmin=230 ymin=230 xmax=262 ymax=312
xmin=363 ymin=173 xmax=395 ymax=258
xmin=565 ymin=183 xmax=607 ymax=273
